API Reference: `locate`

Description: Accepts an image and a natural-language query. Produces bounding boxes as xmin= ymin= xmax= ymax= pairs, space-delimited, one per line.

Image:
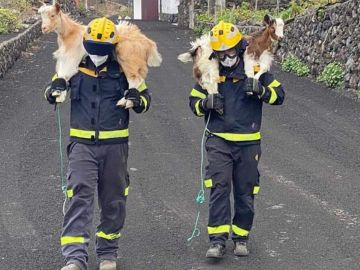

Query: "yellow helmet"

xmin=210 ymin=21 xmax=242 ymax=51
xmin=83 ymin=17 xmax=120 ymax=56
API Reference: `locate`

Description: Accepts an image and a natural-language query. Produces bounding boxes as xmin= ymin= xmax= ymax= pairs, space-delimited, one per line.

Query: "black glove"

xmin=124 ymin=88 xmax=141 ymax=108
xmin=246 ymin=78 xmax=265 ymax=97
xmin=44 ymin=78 xmax=67 ymax=104
xmin=201 ymin=93 xmax=224 ymax=115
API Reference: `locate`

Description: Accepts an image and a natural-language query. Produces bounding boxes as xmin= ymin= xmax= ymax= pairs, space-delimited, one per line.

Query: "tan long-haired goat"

xmin=38 ymin=2 xmax=162 ymax=108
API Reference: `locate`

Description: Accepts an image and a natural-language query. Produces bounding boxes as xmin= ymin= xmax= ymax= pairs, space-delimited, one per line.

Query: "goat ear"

xmin=178 ymin=52 xmax=193 ymax=63
xmin=264 ymin=14 xmax=273 ymax=25
xmin=55 ymin=2 xmax=61 ymax=13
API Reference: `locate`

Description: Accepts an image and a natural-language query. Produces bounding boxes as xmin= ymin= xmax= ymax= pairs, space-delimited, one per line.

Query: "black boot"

xmin=234 ymin=241 xmax=249 ymax=256
xmin=206 ymin=243 xmax=225 ymax=258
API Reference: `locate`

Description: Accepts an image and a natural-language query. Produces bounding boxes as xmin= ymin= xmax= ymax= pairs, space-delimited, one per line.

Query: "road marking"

xmin=262 ymin=165 xmax=359 ymax=227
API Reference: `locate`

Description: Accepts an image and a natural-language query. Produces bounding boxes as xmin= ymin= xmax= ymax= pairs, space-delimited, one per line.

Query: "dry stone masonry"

xmin=276 ymin=0 xmax=360 ymax=90
xmin=0 ymin=21 xmax=42 ymax=78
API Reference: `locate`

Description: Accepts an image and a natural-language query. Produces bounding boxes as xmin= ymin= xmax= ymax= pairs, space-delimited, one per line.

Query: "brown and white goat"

xmin=244 ymin=14 xmax=284 ymax=80
xmin=178 ymin=15 xmax=284 ymax=93
xmin=38 ymin=2 xmax=162 ymax=108
xmin=178 ymin=34 xmax=219 ymax=94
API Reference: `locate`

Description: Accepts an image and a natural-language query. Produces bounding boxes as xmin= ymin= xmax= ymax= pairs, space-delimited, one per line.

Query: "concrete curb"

xmin=0 ymin=20 xmax=42 ymax=78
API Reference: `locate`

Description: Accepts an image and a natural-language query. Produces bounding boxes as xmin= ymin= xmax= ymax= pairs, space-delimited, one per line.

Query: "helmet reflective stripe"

xmin=210 ymin=21 xmax=242 ymax=51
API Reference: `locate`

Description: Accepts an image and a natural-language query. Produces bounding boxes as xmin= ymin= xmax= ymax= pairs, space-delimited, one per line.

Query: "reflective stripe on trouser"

xmin=205 ymin=136 xmax=261 ymax=244
xmin=61 ymin=142 xmax=129 ymax=269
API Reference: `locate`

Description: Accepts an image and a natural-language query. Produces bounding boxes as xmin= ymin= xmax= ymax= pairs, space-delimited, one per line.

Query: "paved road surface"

xmin=0 ymin=21 xmax=359 ymax=270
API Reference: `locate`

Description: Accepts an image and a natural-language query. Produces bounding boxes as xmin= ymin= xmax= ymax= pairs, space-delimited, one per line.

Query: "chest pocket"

xmin=69 ymin=73 xmax=83 ymax=100
xmin=100 ymin=62 xmax=128 ymax=98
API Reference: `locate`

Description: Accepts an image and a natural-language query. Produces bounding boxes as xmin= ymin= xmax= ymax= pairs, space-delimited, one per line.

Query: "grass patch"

xmin=281 ymin=54 xmax=310 ymax=77
xmin=317 ymin=62 xmax=344 ymax=88
xmin=0 ymin=8 xmax=22 ymax=34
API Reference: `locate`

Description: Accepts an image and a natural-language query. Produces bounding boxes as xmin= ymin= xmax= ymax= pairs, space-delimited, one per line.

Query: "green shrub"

xmin=317 ymin=62 xmax=344 ymax=88
xmin=0 ymin=0 xmax=30 ymax=12
xmin=281 ymin=54 xmax=310 ymax=77
xmin=195 ymin=3 xmax=274 ymax=27
xmin=0 ymin=8 xmax=21 ymax=34
xmin=356 ymin=90 xmax=360 ymax=100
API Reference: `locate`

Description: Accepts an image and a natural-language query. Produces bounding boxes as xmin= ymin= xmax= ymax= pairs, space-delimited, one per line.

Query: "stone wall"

xmin=276 ymin=0 xmax=360 ymax=90
xmin=0 ymin=21 xmax=42 ymax=78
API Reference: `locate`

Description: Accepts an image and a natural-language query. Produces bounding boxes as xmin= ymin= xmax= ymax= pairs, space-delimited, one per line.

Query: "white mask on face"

xmin=220 ymin=55 xmax=238 ymax=67
xmin=89 ymin=54 xmax=108 ymax=67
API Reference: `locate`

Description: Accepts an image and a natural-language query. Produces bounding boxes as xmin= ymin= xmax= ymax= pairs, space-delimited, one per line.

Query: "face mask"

xmin=89 ymin=54 xmax=108 ymax=67
xmin=220 ymin=55 xmax=238 ymax=67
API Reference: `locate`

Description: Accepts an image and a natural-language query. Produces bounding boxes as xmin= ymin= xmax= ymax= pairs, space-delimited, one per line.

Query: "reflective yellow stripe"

xmin=204 ymin=178 xmax=213 ymax=188
xmin=52 ymin=73 xmax=58 ymax=81
xmin=219 ymin=75 xmax=226 ymax=82
xmin=190 ymin=88 xmax=206 ymax=99
xmin=232 ymin=225 xmax=249 ymax=236
xmin=195 ymin=100 xmax=204 ymax=116
xmin=140 ymin=95 xmax=148 ymax=112
xmin=124 ymin=187 xmax=129 ymax=196
xmin=268 ymin=80 xmax=280 ymax=104
xmin=96 ymin=231 xmax=122 ymax=240
xmin=211 ymin=131 xmax=261 ymax=142
xmin=269 ymin=80 xmax=281 ymax=88
xmin=208 ymin=225 xmax=230 ymax=235
xmin=61 ymin=236 xmax=85 ymax=246
xmin=66 ymin=189 xmax=74 ymax=198
xmin=70 ymin=129 xmax=129 ymax=139
xmin=253 ymin=186 xmax=260 ymax=195
xmin=79 ymin=67 xmax=107 ymax=77
xmin=70 ymin=128 xmax=95 ymax=139
xmin=137 ymin=82 xmax=147 ymax=92
xmin=99 ymin=129 xmax=129 ymax=139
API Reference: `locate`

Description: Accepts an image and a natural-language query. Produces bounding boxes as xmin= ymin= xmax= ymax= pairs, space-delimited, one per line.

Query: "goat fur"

xmin=38 ymin=3 xmax=162 ymax=108
xmin=178 ymin=16 xmax=284 ymax=93
xmin=178 ymin=34 xmax=219 ymax=94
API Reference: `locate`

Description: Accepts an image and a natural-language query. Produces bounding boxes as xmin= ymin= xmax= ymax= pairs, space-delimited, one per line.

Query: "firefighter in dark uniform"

xmin=45 ymin=18 xmax=151 ymax=270
xmin=189 ymin=21 xmax=285 ymax=258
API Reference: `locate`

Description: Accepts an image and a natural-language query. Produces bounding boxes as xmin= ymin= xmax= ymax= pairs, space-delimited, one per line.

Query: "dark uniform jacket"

xmin=189 ymin=56 xmax=285 ymax=144
xmin=68 ymin=56 xmax=151 ymax=144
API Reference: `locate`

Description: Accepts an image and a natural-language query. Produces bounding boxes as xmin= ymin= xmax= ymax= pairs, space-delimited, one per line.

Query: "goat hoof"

xmin=117 ymin=98 xmax=127 ymax=107
xmin=125 ymin=100 xmax=134 ymax=109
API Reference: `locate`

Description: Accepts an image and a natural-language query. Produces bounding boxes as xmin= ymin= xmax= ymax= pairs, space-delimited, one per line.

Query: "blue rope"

xmin=187 ymin=112 xmax=211 ymax=242
xmin=56 ymin=105 xmax=67 ymax=194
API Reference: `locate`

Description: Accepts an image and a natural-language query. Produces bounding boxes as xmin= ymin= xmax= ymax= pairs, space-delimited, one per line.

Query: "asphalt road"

xmin=0 ymin=21 xmax=359 ymax=270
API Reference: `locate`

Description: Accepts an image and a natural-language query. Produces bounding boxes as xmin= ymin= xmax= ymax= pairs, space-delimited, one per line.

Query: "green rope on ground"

xmin=188 ymin=112 xmax=211 ymax=242
xmin=56 ymin=105 xmax=67 ymax=194
xmin=187 ymin=211 xmax=201 ymax=241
